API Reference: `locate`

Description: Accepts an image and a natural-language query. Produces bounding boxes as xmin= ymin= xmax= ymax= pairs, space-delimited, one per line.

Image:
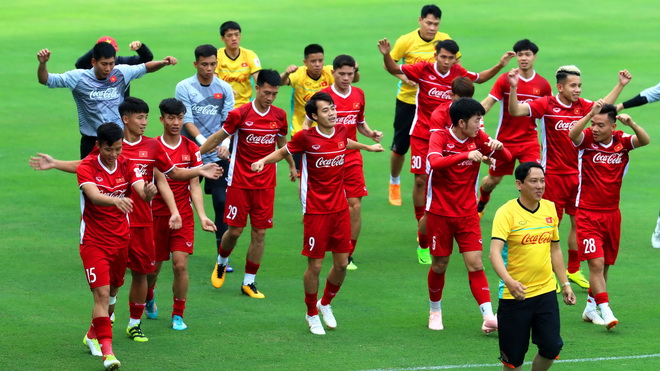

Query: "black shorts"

xmin=497 ymin=291 xmax=563 ymax=368
xmin=203 ymin=159 xmax=229 ymax=192
xmin=390 ymin=99 xmax=416 ymax=155
xmin=80 ymin=135 xmax=97 ymax=159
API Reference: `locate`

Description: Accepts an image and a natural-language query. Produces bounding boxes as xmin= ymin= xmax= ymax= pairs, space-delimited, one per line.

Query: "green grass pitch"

xmin=1 ymin=0 xmax=659 ymax=369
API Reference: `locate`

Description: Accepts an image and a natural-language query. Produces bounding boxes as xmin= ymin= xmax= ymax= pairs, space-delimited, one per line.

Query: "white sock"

xmin=128 ymin=318 xmax=141 ymax=327
xmin=597 ymin=302 xmax=611 ymax=314
xmin=390 ymin=175 xmax=400 ymax=185
xmin=479 ymin=302 xmax=494 ymax=317
xmin=655 ymin=215 xmax=660 ymax=232
xmin=430 ymin=300 xmax=442 ymax=312
xmin=243 ymin=273 xmax=256 ymax=286
xmin=217 ymin=255 xmax=229 ymax=265
xmin=586 ymin=295 xmax=597 ymax=311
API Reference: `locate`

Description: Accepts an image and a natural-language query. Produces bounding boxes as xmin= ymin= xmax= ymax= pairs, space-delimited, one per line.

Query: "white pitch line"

xmin=360 ymin=353 xmax=660 ymax=371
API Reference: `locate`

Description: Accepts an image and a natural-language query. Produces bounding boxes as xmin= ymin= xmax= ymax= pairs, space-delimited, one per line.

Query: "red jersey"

xmin=426 ymin=129 xmax=511 ymax=217
xmin=151 ymin=135 xmax=203 ymax=217
xmin=429 ymin=101 xmax=453 ymax=132
xmin=321 ymin=85 xmax=365 ymax=167
xmin=286 ymin=126 xmax=349 ymax=214
xmin=526 ymin=95 xmax=594 ymax=175
xmin=489 ymin=71 xmax=552 ymax=143
xmin=77 ymin=154 xmax=143 ymax=248
xmin=224 ymin=101 xmax=288 ymax=189
xmin=576 ymin=128 xmax=635 ymax=211
xmin=401 ymin=62 xmax=478 ymax=140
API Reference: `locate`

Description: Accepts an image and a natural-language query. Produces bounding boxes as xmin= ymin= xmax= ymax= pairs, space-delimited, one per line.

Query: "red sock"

xmin=479 ymin=186 xmax=492 ymax=205
xmin=320 ymin=280 xmax=342 ymax=306
xmin=245 ymin=259 xmax=260 ymax=275
xmin=594 ymin=292 xmax=609 ymax=305
xmin=588 ymin=289 xmax=593 ymax=297
xmin=146 ymin=285 xmax=155 ymax=302
xmin=172 ymin=297 xmax=186 ymax=317
xmin=219 ymin=245 xmax=232 ymax=258
xmin=468 ymin=270 xmax=491 ymax=305
xmin=129 ymin=302 xmax=146 ymax=320
xmin=427 ymin=269 xmax=445 ymax=302
xmin=92 ymin=317 xmax=113 ymax=356
xmin=350 ymin=239 xmax=358 ymax=256
xmin=86 ymin=323 xmax=97 ymax=339
xmin=567 ymin=250 xmax=580 ymax=273
xmin=414 ymin=206 xmax=425 ymax=222
xmin=304 ymin=292 xmax=318 ymax=316
xmin=418 ymin=231 xmax=428 ymax=249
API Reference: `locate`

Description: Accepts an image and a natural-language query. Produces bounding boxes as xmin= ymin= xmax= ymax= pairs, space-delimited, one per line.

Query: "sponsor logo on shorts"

xmin=186 ymin=242 xmax=192 ymax=247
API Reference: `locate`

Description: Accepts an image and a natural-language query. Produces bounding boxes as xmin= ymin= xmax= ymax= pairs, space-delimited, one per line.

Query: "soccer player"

xmin=319 ymin=54 xmax=382 ymax=270
xmin=76 ymin=122 xmax=158 ymax=370
xmin=428 ymin=76 xmax=476 ymax=132
xmin=425 ymin=98 xmax=512 ymax=332
xmin=507 ymin=66 xmax=632 ymax=291
xmin=489 ymin=161 xmax=576 ymax=371
xmin=199 ymin=69 xmax=296 ymax=298
xmin=568 ymin=101 xmax=650 ymax=329
xmin=385 ymin=4 xmax=458 ymax=207
xmin=176 ymin=44 xmax=236 ymax=275
xmin=477 ymin=39 xmax=552 ymax=218
xmin=216 ymin=21 xmax=262 ymax=108
xmin=37 ymin=43 xmax=177 ymax=158
xmin=148 ymin=98 xmax=218 ymax=331
xmin=251 ymin=92 xmax=383 ymax=335
xmin=378 ymin=37 xmax=514 ymax=264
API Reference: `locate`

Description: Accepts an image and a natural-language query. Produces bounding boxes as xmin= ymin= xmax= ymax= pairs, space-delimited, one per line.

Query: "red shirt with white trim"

xmin=322 ymin=85 xmax=365 ymax=167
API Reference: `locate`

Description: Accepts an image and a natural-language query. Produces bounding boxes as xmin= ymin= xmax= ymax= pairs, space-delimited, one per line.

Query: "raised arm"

xmin=37 ymin=49 xmax=51 ymax=85
xmin=568 ymin=100 xmax=604 ymax=145
xmin=29 ymin=153 xmax=81 ymax=173
xmin=480 ymin=96 xmax=498 ymax=115
xmin=377 ymin=39 xmax=403 ymax=76
xmin=602 ymin=70 xmax=632 ymax=104
xmin=618 ymin=113 xmax=651 ymax=148
xmin=507 ymin=69 xmax=531 ymax=117
xmin=145 ymin=56 xmax=178 ymax=73
xmin=475 ymin=51 xmax=515 ymax=84
xmin=280 ymin=65 xmax=298 ymax=86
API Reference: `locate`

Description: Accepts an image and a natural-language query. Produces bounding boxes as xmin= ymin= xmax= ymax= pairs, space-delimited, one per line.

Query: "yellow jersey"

xmin=491 ymin=198 xmax=560 ymax=300
xmin=215 ymin=47 xmax=262 ymax=107
xmin=390 ymin=29 xmax=457 ymax=104
xmin=288 ymin=65 xmax=334 ymax=135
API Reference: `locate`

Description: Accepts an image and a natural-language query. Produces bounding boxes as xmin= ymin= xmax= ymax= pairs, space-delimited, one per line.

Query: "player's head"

xmin=332 ymin=54 xmax=356 ymax=90
xmin=513 ymin=39 xmax=538 ymax=71
xmin=96 ymin=122 xmax=124 ymax=165
xmin=434 ymin=39 xmax=459 ymax=74
xmin=194 ymin=44 xmax=218 ymax=81
xmin=451 ymin=77 xmax=474 ymax=100
xmin=419 ymin=5 xmax=442 ymax=41
xmin=556 ymin=65 xmax=582 ymax=103
xmin=305 ymin=91 xmax=336 ymax=128
xmin=159 ymin=98 xmax=186 ymax=136
xmin=303 ymin=44 xmax=325 ymax=78
xmin=220 ymin=21 xmax=242 ymax=49
xmin=254 ymin=69 xmax=281 ymax=107
xmin=449 ymin=97 xmax=485 ymax=138
xmin=515 ymin=162 xmax=545 ymax=201
xmin=118 ymin=97 xmax=149 ymax=136
xmin=590 ymin=103 xmax=618 ymax=143
xmin=91 ymin=42 xmax=116 ymax=80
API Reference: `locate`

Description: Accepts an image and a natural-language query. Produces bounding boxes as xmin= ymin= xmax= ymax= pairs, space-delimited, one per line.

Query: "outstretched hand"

xmin=29 ymin=153 xmax=55 ymax=170
xmin=377 ymin=39 xmax=391 ymax=55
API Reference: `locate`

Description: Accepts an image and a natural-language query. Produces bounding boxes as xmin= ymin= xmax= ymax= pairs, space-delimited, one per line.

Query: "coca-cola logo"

xmin=593 ymin=152 xmax=623 ymax=164
xmin=315 ymin=154 xmax=345 ymax=168
xmin=554 ymin=120 xmax=578 ymax=131
xmin=521 ymin=231 xmax=552 ymax=245
xmin=245 ymin=133 xmax=276 ymax=145
xmin=457 ymin=159 xmax=473 ymax=166
xmin=336 ymin=114 xmax=358 ymax=125
xmin=428 ymin=87 xmax=452 ymax=100
xmin=134 ymin=163 xmax=148 ymax=177
xmin=102 ymin=189 xmax=128 ymax=198
xmin=89 ymin=87 xmax=120 ymax=100
xmin=191 ymin=103 xmax=219 ymax=115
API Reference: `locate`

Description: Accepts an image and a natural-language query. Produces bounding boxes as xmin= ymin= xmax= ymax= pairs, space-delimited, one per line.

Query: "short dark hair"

xmin=421 ymin=4 xmax=442 ymax=19
xmin=435 ymin=39 xmax=459 ymax=55
xmin=304 ymin=44 xmax=324 ymax=59
xmin=159 ymin=98 xmax=186 ymax=116
xmin=305 ymin=92 xmax=334 ymax=119
xmin=556 ymin=65 xmax=581 ymax=84
xmin=451 ymin=77 xmax=474 ymax=98
xmin=333 ymin=54 xmax=356 ymax=70
xmin=220 ymin=21 xmax=241 ymax=36
xmin=97 ymin=122 xmax=124 ymax=147
xmin=92 ymin=42 xmax=116 ymax=61
xmin=449 ymin=97 xmax=485 ymax=127
xmin=118 ymin=97 xmax=149 ymax=117
xmin=513 ymin=39 xmax=539 ymax=54
xmin=256 ymin=69 xmax=281 ymax=87
xmin=515 ymin=162 xmax=545 ymax=183
xmin=597 ymin=103 xmax=618 ymax=123
xmin=195 ymin=44 xmax=217 ymax=61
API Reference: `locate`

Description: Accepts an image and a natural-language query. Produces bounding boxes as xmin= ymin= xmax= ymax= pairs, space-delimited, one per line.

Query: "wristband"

xmin=195 ymin=134 xmax=207 ymax=145
xmin=562 ymin=282 xmax=571 ymax=287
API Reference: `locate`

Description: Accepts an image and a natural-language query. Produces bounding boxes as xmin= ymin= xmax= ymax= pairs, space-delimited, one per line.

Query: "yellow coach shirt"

xmin=216 ymin=47 xmax=262 ymax=107
xmin=288 ymin=65 xmax=334 ymax=135
xmin=491 ymin=199 xmax=559 ymax=300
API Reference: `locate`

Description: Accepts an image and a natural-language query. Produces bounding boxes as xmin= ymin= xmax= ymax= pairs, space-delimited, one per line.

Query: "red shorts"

xmin=80 ymin=243 xmax=128 ymax=289
xmin=426 ymin=212 xmax=483 ymax=257
xmin=544 ymin=173 xmax=578 ymax=220
xmin=488 ymin=140 xmax=540 ymax=177
xmin=302 ymin=210 xmax=352 ymax=259
xmin=410 ymin=135 xmax=429 ymax=175
xmin=153 ymin=213 xmax=195 ymax=262
xmin=127 ymin=225 xmax=156 ymax=274
xmin=576 ymin=208 xmax=621 ymax=265
xmin=343 ymin=163 xmax=368 ymax=198
xmin=224 ymin=187 xmax=274 ymax=229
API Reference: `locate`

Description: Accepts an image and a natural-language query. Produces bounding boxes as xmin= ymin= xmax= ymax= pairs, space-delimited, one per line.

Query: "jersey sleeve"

xmin=154 ymin=143 xmax=176 ymax=174
xmin=127 ymin=161 xmax=144 ymax=186
xmin=115 ymin=64 xmax=147 ymax=82
xmin=222 ymin=109 xmax=241 ymax=135
xmin=285 ymin=130 xmax=306 ymax=154
xmin=390 ymin=34 xmax=408 ymax=61
xmin=278 ymin=111 xmax=288 ymax=137
xmin=219 ymin=80 xmax=234 ymax=121
xmin=489 ymin=74 xmax=507 ymax=101
xmin=550 ymin=205 xmax=560 ymax=241
xmin=357 ymin=89 xmax=366 ymax=124
xmin=246 ymin=49 xmax=262 ymax=74
xmin=619 ymin=131 xmax=636 ymax=151
xmin=526 ymin=97 xmax=548 ymax=119
xmin=288 ymin=68 xmax=303 ymax=87
xmin=577 ymin=127 xmax=595 ymax=149
xmin=491 ymin=206 xmax=512 ymax=242
xmin=455 ymin=64 xmax=479 ymax=82
xmin=188 ymin=140 xmax=204 ymax=168
xmin=77 ymin=161 xmax=95 ymax=187
xmin=175 ymin=81 xmax=195 ymax=125
xmin=46 ymin=69 xmax=84 ymax=90
xmin=400 ymin=63 xmax=425 ymax=83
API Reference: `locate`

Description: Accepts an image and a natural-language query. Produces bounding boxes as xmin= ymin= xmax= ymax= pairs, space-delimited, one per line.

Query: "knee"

xmin=227 ymin=227 xmax=244 ymax=240
xmin=172 ymin=261 xmax=188 ymax=276
xmin=414 ymin=175 xmax=426 ymax=188
xmin=538 ymin=338 xmax=563 ymax=361
xmin=431 ymin=259 xmax=448 ymax=274
xmin=251 ymin=228 xmax=266 ymax=241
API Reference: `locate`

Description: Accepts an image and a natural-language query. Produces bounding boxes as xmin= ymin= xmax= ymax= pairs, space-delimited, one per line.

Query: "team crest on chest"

xmin=546 ymin=217 xmax=553 ymax=224
xmin=467 ymin=143 xmax=476 ymax=150
xmin=116 ymin=177 xmax=125 ymax=184
xmin=338 ymin=141 xmax=345 ymax=149
xmin=245 ymin=121 xmax=254 ymax=126
xmin=574 ymin=108 xmax=581 ymax=114
xmin=353 ymin=103 xmax=360 ymax=109
xmin=321 ymin=81 xmax=328 ymax=87
xmin=139 ymin=151 xmax=148 ymax=157
xmin=109 ymin=76 xmax=117 ymax=83
xmin=533 ymin=88 xmax=540 ymax=95
xmin=241 ymin=62 xmax=248 ymax=67
xmin=182 ymin=155 xmax=190 ymax=161
xmin=312 ymin=144 xmax=321 ymax=150
xmin=614 ymin=143 xmax=623 ymax=152
xmin=214 ymin=93 xmax=223 ymax=99
xmin=269 ymin=121 xmax=278 ymax=129
xmin=553 ymin=108 xmax=561 ymax=113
